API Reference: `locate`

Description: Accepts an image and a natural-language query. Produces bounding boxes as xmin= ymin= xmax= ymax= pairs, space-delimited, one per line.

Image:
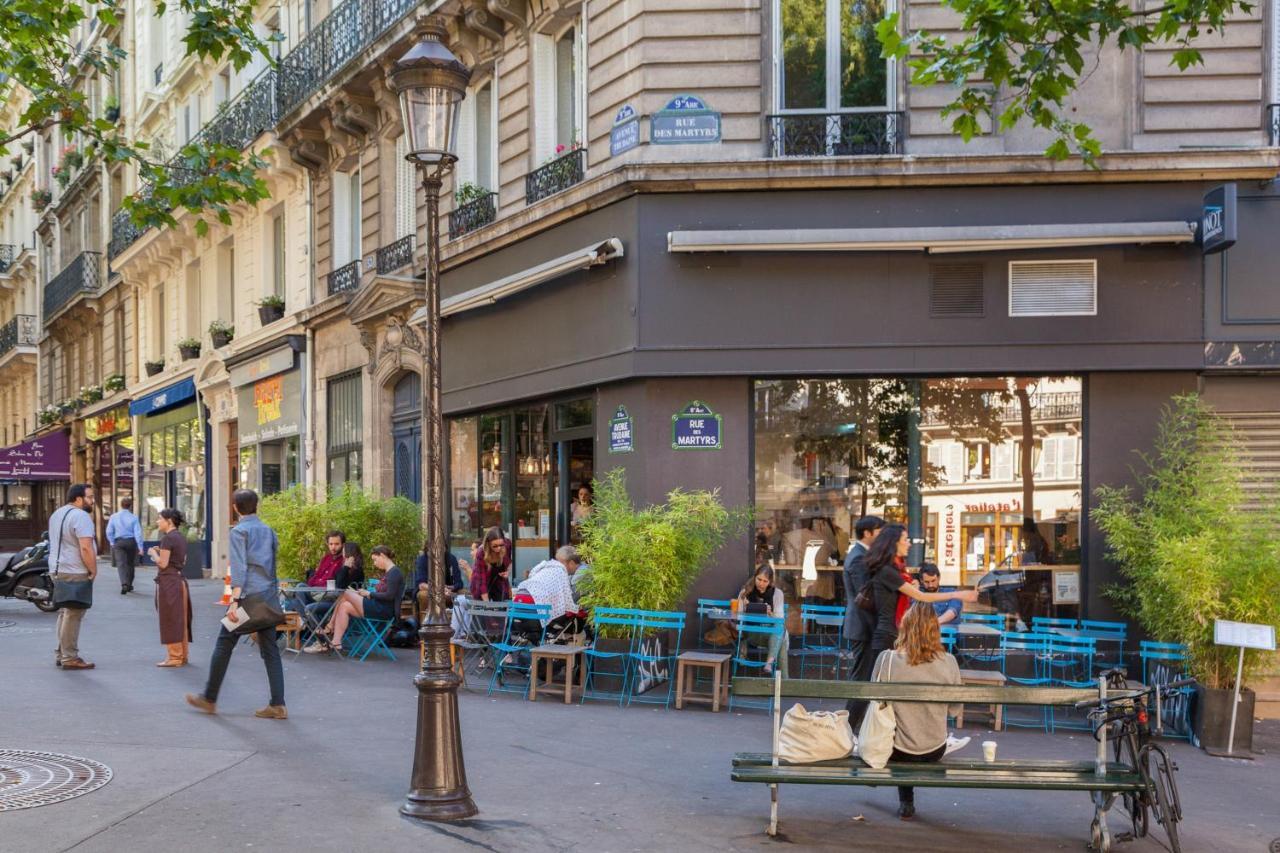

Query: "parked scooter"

xmin=0 ymin=533 xmax=55 ymax=612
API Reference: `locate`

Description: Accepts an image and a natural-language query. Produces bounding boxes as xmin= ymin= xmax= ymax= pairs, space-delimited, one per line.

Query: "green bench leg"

xmin=768 ymin=783 xmax=778 ymax=837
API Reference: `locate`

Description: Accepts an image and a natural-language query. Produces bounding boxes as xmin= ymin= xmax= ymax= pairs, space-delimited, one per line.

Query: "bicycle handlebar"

xmin=1073 ymin=677 xmax=1197 ymax=710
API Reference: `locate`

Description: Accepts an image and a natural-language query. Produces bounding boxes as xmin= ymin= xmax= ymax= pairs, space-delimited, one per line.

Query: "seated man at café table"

xmin=285 ymin=530 xmax=347 ymax=616
xmin=919 ymin=563 xmax=962 ymax=625
xmin=414 ymin=539 xmax=472 ymax=636
xmin=513 ymin=546 xmax=588 ymax=645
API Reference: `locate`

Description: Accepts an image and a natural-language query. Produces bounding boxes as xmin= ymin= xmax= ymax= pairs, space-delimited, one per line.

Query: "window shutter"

xmin=454 ymin=94 xmax=477 ymax=188
xmin=476 ymin=80 xmax=496 ymax=191
xmin=993 ymin=442 xmax=1013 ymax=482
xmin=331 ymin=171 xmax=350 ymax=266
xmin=394 ymin=136 xmax=415 ymax=240
xmin=1218 ymin=412 xmax=1280 ymax=511
xmin=531 ymin=33 xmax=556 ymax=161
xmin=929 ymin=263 xmax=984 ymax=317
xmin=1040 ymin=437 xmax=1059 ymax=480
xmin=349 ymin=170 xmax=362 ymax=265
xmin=946 ymin=442 xmax=965 ymax=484
xmin=1008 ymin=260 xmax=1097 ymax=317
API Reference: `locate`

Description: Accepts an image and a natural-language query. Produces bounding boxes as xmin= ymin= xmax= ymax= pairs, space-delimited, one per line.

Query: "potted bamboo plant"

xmin=1096 ymin=394 xmax=1280 ymax=754
xmin=257 ymin=294 xmax=285 ymax=325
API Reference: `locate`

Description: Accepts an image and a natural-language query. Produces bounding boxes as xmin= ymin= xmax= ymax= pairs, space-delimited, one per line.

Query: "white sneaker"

xmin=944 ymin=734 xmax=972 ymax=756
xmin=302 ymin=642 xmax=328 ymax=654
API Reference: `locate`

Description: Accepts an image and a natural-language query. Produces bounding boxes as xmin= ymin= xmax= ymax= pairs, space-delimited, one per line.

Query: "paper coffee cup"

xmin=982 ymin=741 xmax=997 ymax=762
xmin=326 ymin=580 xmax=335 ymax=591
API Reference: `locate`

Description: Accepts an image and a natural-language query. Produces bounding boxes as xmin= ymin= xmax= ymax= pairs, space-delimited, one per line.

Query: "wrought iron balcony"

xmin=108 ymin=209 xmax=144 ymax=259
xmin=327 ymin=260 xmax=361 ymax=296
xmin=376 ymin=235 xmax=415 ymax=274
xmin=448 ymin=193 xmax=497 ymax=239
xmin=767 ymin=111 xmax=904 ymax=157
xmin=198 ymin=71 xmax=278 ymax=153
xmin=0 ymin=314 xmax=37 ymax=357
xmin=1269 ymin=103 xmax=1280 ymax=147
xmin=0 ymin=244 xmax=14 ymax=274
xmin=276 ymin=0 xmax=420 ymax=120
xmin=43 ymin=251 xmax=102 ymax=323
xmin=525 ymin=149 xmax=585 ymax=205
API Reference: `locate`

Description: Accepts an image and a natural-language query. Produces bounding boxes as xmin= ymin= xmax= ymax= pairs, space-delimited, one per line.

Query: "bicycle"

xmin=1075 ymin=668 xmax=1196 ymax=853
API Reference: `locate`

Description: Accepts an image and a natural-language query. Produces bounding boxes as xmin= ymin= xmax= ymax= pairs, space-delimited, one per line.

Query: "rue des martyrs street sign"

xmin=672 ymin=401 xmax=722 ymax=450
xmin=609 ymin=405 xmax=634 ymax=453
xmin=650 ymin=95 xmax=721 ymax=145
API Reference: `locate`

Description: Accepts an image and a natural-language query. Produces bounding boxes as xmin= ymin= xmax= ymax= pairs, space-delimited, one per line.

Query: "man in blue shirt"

xmin=105 ymin=496 xmax=144 ymax=594
xmin=920 ymin=563 xmax=962 ymax=625
xmin=186 ymin=489 xmax=287 ymax=720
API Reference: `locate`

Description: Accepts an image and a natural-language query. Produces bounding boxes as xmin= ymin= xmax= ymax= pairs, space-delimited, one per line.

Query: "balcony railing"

xmin=327 ymin=260 xmax=361 ymax=296
xmin=0 ymin=244 xmax=14 ymax=274
xmin=276 ymin=0 xmax=419 ymax=120
xmin=0 ymin=314 xmax=37 ymax=357
xmin=448 ymin=193 xmax=497 ymax=239
xmin=921 ymin=392 xmax=1082 ymax=427
xmin=376 ymin=235 xmax=415 ymax=274
xmin=43 ymin=251 xmax=102 ymax=323
xmin=767 ymin=111 xmax=904 ymax=157
xmin=525 ymin=148 xmax=585 ymax=205
xmin=1269 ymin=103 xmax=1280 ymax=147
xmin=108 ymin=209 xmax=144 ymax=259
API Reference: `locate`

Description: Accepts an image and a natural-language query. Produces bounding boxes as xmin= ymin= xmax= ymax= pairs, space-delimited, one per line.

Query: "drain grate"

xmin=0 ymin=750 xmax=112 ymax=811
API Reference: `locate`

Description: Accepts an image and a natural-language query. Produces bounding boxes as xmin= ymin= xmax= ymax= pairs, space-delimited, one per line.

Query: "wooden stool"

xmin=529 ymin=644 xmax=586 ymax=704
xmin=676 ymin=651 xmax=732 ymax=711
xmin=280 ymin=612 xmax=304 ymax=653
xmin=957 ymin=668 xmax=1006 ymax=731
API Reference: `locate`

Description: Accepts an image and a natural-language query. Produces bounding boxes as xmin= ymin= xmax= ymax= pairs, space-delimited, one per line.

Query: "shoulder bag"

xmin=51 ymin=509 xmax=94 ymax=611
xmin=855 ymin=650 xmax=897 ymax=769
xmin=229 ymin=591 xmax=286 ymax=635
xmin=777 ymin=702 xmax=855 ymax=764
xmin=854 ymin=574 xmax=877 ymax=613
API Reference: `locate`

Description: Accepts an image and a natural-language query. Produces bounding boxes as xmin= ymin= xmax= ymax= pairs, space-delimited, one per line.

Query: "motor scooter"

xmin=0 ymin=533 xmax=55 ymax=612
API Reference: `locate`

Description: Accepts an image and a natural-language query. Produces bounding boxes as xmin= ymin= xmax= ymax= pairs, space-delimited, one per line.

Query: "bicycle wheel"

xmin=1144 ymin=744 xmax=1182 ymax=853
xmin=1113 ymin=733 xmax=1148 ymax=837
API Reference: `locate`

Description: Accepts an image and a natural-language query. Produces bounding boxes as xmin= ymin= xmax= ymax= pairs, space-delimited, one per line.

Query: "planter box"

xmin=179 ymin=345 xmax=201 ymax=361
xmin=258 ymin=305 xmax=284 ymax=325
xmin=211 ymin=331 xmax=233 ymax=348
xmin=1194 ymin=684 xmax=1255 ymax=753
xmin=144 ymin=362 xmax=164 ymax=377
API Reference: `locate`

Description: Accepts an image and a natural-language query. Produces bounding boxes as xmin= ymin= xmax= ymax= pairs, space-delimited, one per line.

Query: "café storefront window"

xmin=753 ymin=377 xmax=1083 ymax=621
xmin=139 ymin=403 xmax=206 ymax=542
xmin=85 ymin=406 xmax=134 ymax=526
xmin=231 ymin=345 xmax=303 ymax=497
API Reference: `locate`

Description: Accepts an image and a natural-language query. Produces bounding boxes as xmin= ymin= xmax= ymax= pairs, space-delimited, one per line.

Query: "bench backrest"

xmin=730 ymin=676 xmax=1140 ymax=707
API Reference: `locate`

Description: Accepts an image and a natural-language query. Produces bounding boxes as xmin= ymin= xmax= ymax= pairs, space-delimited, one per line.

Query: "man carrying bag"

xmin=186 ymin=489 xmax=287 ymax=719
xmin=50 ymin=484 xmax=99 ymax=670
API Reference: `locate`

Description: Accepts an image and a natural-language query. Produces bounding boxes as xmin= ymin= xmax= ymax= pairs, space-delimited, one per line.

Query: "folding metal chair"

xmin=581 ymin=608 xmax=640 ymax=706
xmin=1000 ymin=631 xmax=1053 ymax=732
xmin=627 ymin=610 xmax=685 ymax=708
xmin=1081 ymin=619 xmax=1127 ymax=668
xmin=696 ymin=598 xmax=734 ymax=650
xmin=346 ymin=617 xmax=396 ymax=662
xmin=797 ymin=604 xmax=845 ymax=679
xmin=487 ymin=602 xmax=551 ymax=697
xmin=728 ymin=614 xmax=785 ymax=712
xmin=940 ymin=624 xmax=958 ymax=654
xmin=451 ymin=600 xmax=511 ymax=683
xmin=1140 ymin=640 xmax=1194 ymax=741
xmin=1031 ymin=616 xmax=1080 ymax=633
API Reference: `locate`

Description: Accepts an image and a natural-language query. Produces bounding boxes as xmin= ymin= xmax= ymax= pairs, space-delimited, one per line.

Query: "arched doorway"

xmin=391 ymin=372 xmax=421 ymax=503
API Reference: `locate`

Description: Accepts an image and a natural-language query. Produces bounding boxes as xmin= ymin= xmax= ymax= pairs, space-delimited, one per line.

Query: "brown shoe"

xmin=156 ymin=660 xmax=185 ymax=667
xmin=254 ymin=704 xmax=288 ymax=720
xmin=61 ymin=658 xmax=95 ymax=670
xmin=185 ymin=693 xmax=217 ymax=714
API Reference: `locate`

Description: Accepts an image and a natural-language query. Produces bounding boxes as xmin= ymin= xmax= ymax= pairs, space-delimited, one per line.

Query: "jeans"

xmin=112 ymin=542 xmax=138 ymax=589
xmin=889 ymin=743 xmax=946 ymax=804
xmin=203 ymin=625 xmax=285 ymax=707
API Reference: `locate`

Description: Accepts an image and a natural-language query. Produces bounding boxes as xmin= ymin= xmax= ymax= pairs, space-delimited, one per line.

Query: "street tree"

xmin=0 ymin=0 xmax=278 ymax=236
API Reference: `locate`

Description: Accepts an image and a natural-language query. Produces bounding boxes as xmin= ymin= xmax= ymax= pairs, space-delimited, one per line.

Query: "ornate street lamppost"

xmin=387 ymin=18 xmax=477 ymax=823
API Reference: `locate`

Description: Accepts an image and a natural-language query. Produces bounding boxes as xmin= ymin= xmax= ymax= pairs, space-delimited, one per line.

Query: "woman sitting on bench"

xmin=870 ymin=601 xmax=964 ymax=821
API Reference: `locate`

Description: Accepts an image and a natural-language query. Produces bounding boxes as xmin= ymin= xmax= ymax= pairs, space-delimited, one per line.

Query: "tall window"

xmin=394 ymin=136 xmax=415 ymax=239
xmin=776 ymin=0 xmax=890 ymax=112
xmin=326 ymin=371 xmax=363 ymax=487
xmin=184 ymin=261 xmax=201 ymax=340
xmin=456 ymin=79 xmax=497 ymax=192
xmin=113 ymin=307 xmax=126 ymax=376
xmin=154 ymin=285 xmax=167 ymax=361
xmin=270 ymin=212 xmax=286 ymax=298
xmin=217 ymin=239 xmax=235 ymax=327
xmin=331 ymin=168 xmax=361 ymax=266
xmin=532 ymin=20 xmax=585 ymax=159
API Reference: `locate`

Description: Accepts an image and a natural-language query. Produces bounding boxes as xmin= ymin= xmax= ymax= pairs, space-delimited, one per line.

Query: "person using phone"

xmin=736 ymin=565 xmax=787 ymax=674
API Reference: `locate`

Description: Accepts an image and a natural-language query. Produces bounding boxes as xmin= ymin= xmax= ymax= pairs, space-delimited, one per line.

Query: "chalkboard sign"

xmin=672 ymin=401 xmax=722 ymax=450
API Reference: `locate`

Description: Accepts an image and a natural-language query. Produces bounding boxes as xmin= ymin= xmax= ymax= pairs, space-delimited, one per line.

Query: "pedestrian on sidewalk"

xmin=105 ymin=496 xmax=143 ymax=594
xmin=186 ymin=489 xmax=287 ymax=719
xmin=842 ymin=514 xmax=884 ymax=727
xmin=148 ymin=508 xmax=192 ymax=667
xmin=50 ymin=483 xmax=98 ymax=670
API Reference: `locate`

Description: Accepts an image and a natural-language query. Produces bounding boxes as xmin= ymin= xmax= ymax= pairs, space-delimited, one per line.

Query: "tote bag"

xmin=855 ymin=651 xmax=896 ymax=769
xmin=777 ymin=703 xmax=855 ymax=764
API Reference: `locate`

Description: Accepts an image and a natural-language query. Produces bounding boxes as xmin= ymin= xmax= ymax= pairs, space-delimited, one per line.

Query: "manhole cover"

xmin=0 ymin=750 xmax=112 ymax=811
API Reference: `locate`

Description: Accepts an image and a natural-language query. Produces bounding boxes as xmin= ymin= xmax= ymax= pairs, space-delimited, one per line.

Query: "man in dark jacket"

xmin=842 ymin=515 xmax=884 ymax=724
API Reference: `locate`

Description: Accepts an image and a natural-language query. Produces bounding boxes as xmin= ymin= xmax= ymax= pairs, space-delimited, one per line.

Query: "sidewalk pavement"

xmin=0 ymin=560 xmax=1275 ymax=853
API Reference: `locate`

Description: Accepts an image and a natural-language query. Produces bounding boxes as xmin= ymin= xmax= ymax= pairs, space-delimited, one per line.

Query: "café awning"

xmin=666 ymin=222 xmax=1198 ymax=254
xmin=0 ymin=432 xmax=70 ymax=481
xmin=411 ymin=238 xmax=625 ymax=323
xmin=129 ymin=377 xmax=197 ymax=417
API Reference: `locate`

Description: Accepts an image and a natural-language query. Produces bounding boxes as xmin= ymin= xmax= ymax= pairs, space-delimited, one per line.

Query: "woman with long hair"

xmin=870 ymin=602 xmax=964 ymax=820
xmin=147 ymin=508 xmax=192 ymax=667
xmin=323 ymin=545 xmax=404 ymax=654
xmin=469 ymin=527 xmax=512 ymax=602
xmin=736 ymin=564 xmax=787 ymax=674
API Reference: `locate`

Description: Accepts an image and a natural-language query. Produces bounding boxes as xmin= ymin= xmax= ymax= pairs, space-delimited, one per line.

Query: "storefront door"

xmin=550 ymin=399 xmax=594 ymax=551
xmin=391 ymin=373 xmax=421 ymax=504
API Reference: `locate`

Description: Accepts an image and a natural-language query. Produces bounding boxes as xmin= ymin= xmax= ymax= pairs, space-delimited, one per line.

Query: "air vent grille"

xmin=1008 ymin=260 xmax=1097 ymax=317
xmin=929 ymin=264 xmax=984 ymax=318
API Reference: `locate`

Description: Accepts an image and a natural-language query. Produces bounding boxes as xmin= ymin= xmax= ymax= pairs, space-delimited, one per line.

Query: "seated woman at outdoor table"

xmin=870 ymin=602 xmax=964 ymax=821
xmin=736 ymin=565 xmax=787 ymax=675
xmin=302 ymin=543 xmax=365 ymax=652
xmin=319 ymin=545 xmax=404 ymax=654
xmin=469 ymin=527 xmax=512 ymax=602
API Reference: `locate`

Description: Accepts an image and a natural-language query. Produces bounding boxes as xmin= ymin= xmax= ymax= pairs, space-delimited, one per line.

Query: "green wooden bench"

xmin=730 ymin=675 xmax=1147 ymax=850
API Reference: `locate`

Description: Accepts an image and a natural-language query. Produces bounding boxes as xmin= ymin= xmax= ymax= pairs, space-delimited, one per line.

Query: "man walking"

xmin=842 ymin=515 xmax=884 ymax=725
xmin=185 ymin=489 xmax=287 ymax=719
xmin=50 ymin=484 xmax=98 ymax=670
xmin=105 ymin=496 xmax=144 ymax=594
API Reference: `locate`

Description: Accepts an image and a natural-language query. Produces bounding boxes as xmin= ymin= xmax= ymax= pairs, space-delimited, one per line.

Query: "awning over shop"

xmin=129 ymin=377 xmax=197 ymax=417
xmin=0 ymin=432 xmax=70 ymax=480
xmin=413 ymin=238 xmax=625 ymax=323
xmin=666 ymin=222 xmax=1198 ymax=254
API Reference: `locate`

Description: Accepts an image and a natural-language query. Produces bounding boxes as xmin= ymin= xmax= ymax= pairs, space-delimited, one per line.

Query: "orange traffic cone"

xmin=218 ymin=573 xmax=233 ymax=606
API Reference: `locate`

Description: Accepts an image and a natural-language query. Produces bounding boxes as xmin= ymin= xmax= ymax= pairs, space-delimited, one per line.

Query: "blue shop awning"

xmin=129 ymin=377 xmax=197 ymax=417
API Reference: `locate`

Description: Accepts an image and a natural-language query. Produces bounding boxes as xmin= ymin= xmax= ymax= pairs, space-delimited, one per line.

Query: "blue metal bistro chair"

xmin=1139 ymin=640 xmax=1194 ymax=741
xmin=627 ymin=610 xmax=686 ymax=709
xmin=798 ymin=604 xmax=846 ymax=679
xmin=580 ymin=608 xmax=641 ymax=707
xmin=1000 ymin=631 xmax=1054 ymax=732
xmin=487 ymin=602 xmax=551 ymax=698
xmin=729 ymin=614 xmax=785 ymax=712
xmin=696 ymin=599 xmax=734 ymax=650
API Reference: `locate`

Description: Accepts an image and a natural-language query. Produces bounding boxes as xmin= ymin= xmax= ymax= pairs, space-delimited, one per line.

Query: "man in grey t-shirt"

xmin=49 ymin=483 xmax=99 ymax=670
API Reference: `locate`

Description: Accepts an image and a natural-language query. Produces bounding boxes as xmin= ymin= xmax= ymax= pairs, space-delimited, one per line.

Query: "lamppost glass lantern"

xmin=388 ymin=20 xmax=471 ymax=166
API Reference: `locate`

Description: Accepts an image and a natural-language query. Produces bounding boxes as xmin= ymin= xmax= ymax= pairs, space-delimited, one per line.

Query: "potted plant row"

xmin=1095 ymin=394 xmax=1280 ymax=754
xmin=257 ymin=294 xmax=285 ymax=325
xmin=178 ymin=338 xmax=202 ymax=361
xmin=104 ymin=373 xmax=126 ymax=393
xmin=208 ymin=319 xmax=234 ymax=348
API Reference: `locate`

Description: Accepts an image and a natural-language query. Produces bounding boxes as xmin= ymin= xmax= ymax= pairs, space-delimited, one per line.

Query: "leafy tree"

xmin=876 ymin=0 xmax=1253 ymax=164
xmin=0 ymin=0 xmax=278 ymax=236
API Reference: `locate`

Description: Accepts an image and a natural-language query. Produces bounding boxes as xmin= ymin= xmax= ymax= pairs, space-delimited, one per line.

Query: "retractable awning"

xmin=666 ymin=222 xmax=1197 ymax=254
xmin=412 ymin=238 xmax=625 ymax=324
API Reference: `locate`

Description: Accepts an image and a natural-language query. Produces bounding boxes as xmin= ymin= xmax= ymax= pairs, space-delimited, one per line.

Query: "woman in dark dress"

xmin=147 ymin=508 xmax=192 ymax=667
xmin=324 ymin=545 xmax=404 ymax=653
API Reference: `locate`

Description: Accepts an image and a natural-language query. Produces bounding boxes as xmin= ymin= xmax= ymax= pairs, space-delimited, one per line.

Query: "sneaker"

xmin=185 ymin=693 xmax=217 ymax=714
xmin=944 ymin=734 xmax=972 ymax=756
xmin=254 ymin=704 xmax=288 ymax=720
xmin=898 ymin=802 xmax=915 ymax=821
xmin=302 ymin=642 xmax=328 ymax=654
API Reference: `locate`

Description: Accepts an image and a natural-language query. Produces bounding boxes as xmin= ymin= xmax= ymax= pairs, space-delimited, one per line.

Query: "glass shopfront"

xmin=753 ymin=376 xmax=1083 ymax=621
xmin=85 ymin=406 xmax=134 ymax=534
xmin=231 ymin=345 xmax=304 ymax=498
xmin=138 ymin=402 xmax=206 ymax=543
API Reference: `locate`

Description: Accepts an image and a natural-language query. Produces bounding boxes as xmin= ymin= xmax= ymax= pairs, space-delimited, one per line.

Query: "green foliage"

xmin=207 ymin=319 xmax=234 ymax=337
xmin=256 ymin=294 xmax=286 ymax=309
xmin=1095 ymin=394 xmax=1280 ymax=690
xmin=876 ymin=0 xmax=1253 ymax=166
xmin=454 ymin=181 xmax=491 ymax=206
xmin=577 ymin=469 xmax=751 ymax=634
xmin=258 ymin=484 xmax=423 ymax=583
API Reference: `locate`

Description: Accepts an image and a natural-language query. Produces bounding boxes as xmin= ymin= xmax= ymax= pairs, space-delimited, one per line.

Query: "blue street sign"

xmin=609 ymin=405 xmax=634 ymax=453
xmin=650 ymin=95 xmax=720 ymax=145
xmin=672 ymin=401 xmax=722 ymax=450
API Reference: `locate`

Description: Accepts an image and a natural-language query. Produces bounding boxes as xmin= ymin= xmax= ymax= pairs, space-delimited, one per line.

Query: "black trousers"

xmin=203 ymin=625 xmax=285 ymax=707
xmin=113 ymin=541 xmax=138 ymax=589
xmin=846 ymin=640 xmax=890 ymax=730
xmin=890 ymin=744 xmax=947 ymax=804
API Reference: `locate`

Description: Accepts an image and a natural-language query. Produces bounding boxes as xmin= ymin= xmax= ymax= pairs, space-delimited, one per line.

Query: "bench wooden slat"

xmin=731 ymin=764 xmax=1144 ymax=792
xmin=730 ymin=677 xmax=1141 ymax=706
xmin=731 ymin=753 xmax=1133 ymax=775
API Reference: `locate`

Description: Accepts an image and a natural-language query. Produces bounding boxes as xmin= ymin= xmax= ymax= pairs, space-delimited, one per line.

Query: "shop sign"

xmin=650 ymin=95 xmax=720 ymax=145
xmin=229 ymin=344 xmax=296 ymax=388
xmin=237 ymin=370 xmax=301 ymax=444
xmin=964 ymin=499 xmax=1022 ymax=514
xmin=672 ymin=401 xmax=722 ymax=450
xmin=1201 ymin=183 xmax=1237 ymax=255
xmin=0 ymin=433 xmax=71 ymax=480
xmin=609 ymin=405 xmax=634 ymax=453
xmin=610 ymin=105 xmax=641 ymax=157
xmin=84 ymin=406 xmax=130 ymax=442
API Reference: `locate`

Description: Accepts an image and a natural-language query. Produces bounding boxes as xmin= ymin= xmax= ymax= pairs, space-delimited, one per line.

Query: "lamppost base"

xmin=399 ymin=792 xmax=479 ymax=823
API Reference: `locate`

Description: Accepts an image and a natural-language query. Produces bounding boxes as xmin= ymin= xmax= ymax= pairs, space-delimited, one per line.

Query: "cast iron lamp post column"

xmin=387 ymin=18 xmax=477 ymax=823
